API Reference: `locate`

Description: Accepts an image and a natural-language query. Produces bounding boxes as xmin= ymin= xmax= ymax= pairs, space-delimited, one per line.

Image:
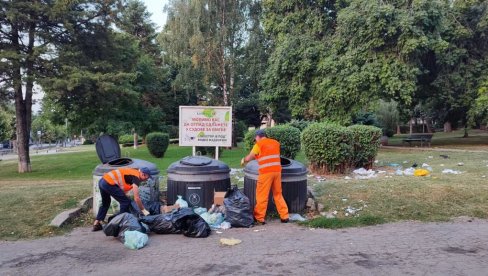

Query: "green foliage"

xmin=0 ymin=107 xmax=13 ymax=141
xmin=347 ymin=125 xmax=382 ymax=168
xmin=301 ymin=122 xmax=352 ymax=174
xmin=195 ymin=146 xmax=224 ymax=158
xmin=118 ymin=134 xmax=142 ymax=145
xmin=352 ymin=111 xmax=380 ymax=127
xmin=234 ymin=121 xmax=248 ymax=139
xmin=160 ymin=125 xmax=179 ymax=139
xmin=146 ymin=132 xmax=169 ymax=158
xmin=375 ymin=100 xmax=399 ymax=137
xmin=285 ymin=119 xmax=312 ymax=132
xmin=265 ymin=125 xmax=301 ymax=159
xmin=243 ymin=129 xmax=257 ymax=152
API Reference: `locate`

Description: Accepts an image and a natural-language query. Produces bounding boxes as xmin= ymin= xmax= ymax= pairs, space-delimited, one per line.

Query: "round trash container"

xmin=92 ymin=135 xmax=160 ymax=216
xmin=243 ymin=157 xmax=308 ymax=213
xmin=167 ymin=156 xmax=231 ymax=209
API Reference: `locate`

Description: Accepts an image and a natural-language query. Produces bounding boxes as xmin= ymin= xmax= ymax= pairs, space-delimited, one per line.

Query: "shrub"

xmin=82 ymin=139 xmax=94 ymax=145
xmin=285 ymin=119 xmax=312 ymax=132
xmin=352 ymin=111 xmax=380 ymax=127
xmin=160 ymin=125 xmax=179 ymax=139
xmin=195 ymin=146 xmax=224 ymax=158
xmin=375 ymin=100 xmax=399 ymax=137
xmin=301 ymin=122 xmax=353 ymax=174
xmin=348 ymin=125 xmax=382 ymax=169
xmin=146 ymin=132 xmax=169 ymax=158
xmin=118 ymin=134 xmax=143 ymax=144
xmin=234 ymin=120 xmax=248 ymax=139
xmin=243 ymin=126 xmax=301 ymax=159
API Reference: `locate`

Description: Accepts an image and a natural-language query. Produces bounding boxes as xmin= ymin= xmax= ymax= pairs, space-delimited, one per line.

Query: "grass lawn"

xmin=0 ymin=130 xmax=487 ymax=240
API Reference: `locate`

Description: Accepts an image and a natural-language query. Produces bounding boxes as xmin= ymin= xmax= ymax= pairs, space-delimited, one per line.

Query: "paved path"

xmin=1 ymin=217 xmax=488 ymax=275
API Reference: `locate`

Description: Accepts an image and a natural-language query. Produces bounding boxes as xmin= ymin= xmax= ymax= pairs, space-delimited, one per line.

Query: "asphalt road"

xmin=1 ymin=217 xmax=488 ymax=275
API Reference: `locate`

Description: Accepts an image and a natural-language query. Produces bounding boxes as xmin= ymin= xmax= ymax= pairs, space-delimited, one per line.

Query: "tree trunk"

xmin=133 ymin=132 xmax=138 ymax=149
xmin=396 ymin=124 xmax=401 ymax=135
xmin=444 ymin=121 xmax=452 ymax=132
xmin=409 ymin=117 xmax=413 ymax=134
xmin=426 ymin=118 xmax=432 ymax=133
xmin=12 ymin=21 xmax=33 ymax=172
xmin=463 ymin=125 xmax=469 ymax=138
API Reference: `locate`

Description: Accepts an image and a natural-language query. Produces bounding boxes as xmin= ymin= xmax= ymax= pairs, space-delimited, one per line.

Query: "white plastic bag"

xmin=175 ymin=195 xmax=189 ymax=208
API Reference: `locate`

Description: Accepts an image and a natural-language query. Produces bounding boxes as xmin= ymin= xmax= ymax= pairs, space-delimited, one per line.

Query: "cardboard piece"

xmin=214 ymin=191 xmax=226 ymax=206
xmin=161 ymin=204 xmax=180 ymax=213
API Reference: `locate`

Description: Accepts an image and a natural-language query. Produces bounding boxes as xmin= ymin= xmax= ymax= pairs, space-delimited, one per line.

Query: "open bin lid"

xmin=96 ymin=135 xmax=121 ymax=164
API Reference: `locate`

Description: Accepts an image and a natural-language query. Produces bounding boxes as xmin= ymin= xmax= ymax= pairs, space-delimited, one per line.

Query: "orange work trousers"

xmin=254 ymin=171 xmax=289 ymax=222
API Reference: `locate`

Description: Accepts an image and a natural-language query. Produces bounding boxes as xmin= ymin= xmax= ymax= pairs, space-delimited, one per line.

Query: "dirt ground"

xmin=1 ymin=217 xmax=488 ymax=276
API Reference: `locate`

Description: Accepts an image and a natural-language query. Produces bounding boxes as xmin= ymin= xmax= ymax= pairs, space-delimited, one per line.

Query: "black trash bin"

xmin=92 ymin=135 xmax=160 ymax=215
xmin=243 ymin=157 xmax=308 ymax=213
xmin=167 ymin=156 xmax=231 ymax=209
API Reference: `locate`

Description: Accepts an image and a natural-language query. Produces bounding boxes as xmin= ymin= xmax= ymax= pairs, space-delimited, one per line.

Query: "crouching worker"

xmin=92 ymin=167 xmax=151 ymax=231
xmin=241 ymin=129 xmax=289 ymax=225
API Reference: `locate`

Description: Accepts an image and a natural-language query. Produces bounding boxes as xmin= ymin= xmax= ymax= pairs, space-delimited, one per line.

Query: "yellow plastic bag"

xmin=220 ymin=238 xmax=242 ymax=246
xmin=414 ymin=169 xmax=429 ymax=176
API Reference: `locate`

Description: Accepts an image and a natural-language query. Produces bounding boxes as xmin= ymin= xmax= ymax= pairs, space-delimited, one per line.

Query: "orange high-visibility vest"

xmin=102 ymin=168 xmax=140 ymax=193
xmin=255 ymin=138 xmax=282 ymax=174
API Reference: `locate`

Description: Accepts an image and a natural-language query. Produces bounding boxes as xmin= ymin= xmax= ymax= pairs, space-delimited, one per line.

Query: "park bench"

xmin=402 ymin=133 xmax=433 ymax=147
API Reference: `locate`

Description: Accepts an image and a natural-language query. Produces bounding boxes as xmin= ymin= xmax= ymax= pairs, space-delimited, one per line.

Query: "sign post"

xmin=179 ymin=106 xmax=232 ymax=160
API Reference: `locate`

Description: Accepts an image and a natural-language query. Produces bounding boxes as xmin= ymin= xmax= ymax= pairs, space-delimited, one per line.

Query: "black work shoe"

xmin=281 ymin=218 xmax=289 ymax=223
xmin=254 ymin=220 xmax=266 ymax=226
xmin=92 ymin=223 xmax=103 ymax=232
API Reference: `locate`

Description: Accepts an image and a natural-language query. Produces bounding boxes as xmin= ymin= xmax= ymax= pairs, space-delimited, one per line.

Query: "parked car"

xmin=2 ymin=141 xmax=12 ymax=149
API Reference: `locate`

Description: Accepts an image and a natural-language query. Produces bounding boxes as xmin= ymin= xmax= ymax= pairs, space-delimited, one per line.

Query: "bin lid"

xmin=244 ymin=157 xmax=308 ymax=176
xmin=167 ymin=156 xmax=230 ymax=175
xmin=95 ymin=135 xmax=121 ymax=164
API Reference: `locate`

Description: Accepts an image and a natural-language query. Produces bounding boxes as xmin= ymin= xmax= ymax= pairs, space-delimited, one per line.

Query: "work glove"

xmin=142 ymin=209 xmax=150 ymax=216
xmin=240 ymin=158 xmax=246 ymax=167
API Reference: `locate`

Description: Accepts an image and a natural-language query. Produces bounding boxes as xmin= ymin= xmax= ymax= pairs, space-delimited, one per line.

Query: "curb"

xmin=49 ymin=196 xmax=93 ymax=227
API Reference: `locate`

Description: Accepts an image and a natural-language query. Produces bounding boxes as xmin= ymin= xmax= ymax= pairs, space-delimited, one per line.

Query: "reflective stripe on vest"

xmin=107 ymin=170 xmax=124 ymax=190
xmin=257 ymin=154 xmax=280 ymax=162
xmin=259 ymin=162 xmax=281 ymax=170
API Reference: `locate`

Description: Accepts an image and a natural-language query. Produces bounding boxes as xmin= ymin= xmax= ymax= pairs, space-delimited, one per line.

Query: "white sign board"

xmin=179 ymin=106 xmax=232 ymax=147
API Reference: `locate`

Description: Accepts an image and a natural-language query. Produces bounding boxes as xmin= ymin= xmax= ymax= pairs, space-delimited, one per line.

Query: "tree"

xmin=0 ymin=106 xmax=14 ymax=142
xmin=0 ymin=0 xmax=119 ymax=172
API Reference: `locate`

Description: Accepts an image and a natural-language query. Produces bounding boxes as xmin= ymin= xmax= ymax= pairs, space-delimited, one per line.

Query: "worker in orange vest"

xmin=242 ymin=129 xmax=289 ymax=225
xmin=92 ymin=167 xmax=151 ymax=231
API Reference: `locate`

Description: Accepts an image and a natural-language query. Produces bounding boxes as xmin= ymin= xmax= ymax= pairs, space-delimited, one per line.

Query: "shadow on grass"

xmin=300 ymin=215 xmax=385 ymax=229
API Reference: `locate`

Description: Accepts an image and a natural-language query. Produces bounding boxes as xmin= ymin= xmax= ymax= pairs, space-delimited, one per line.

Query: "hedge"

xmin=301 ymin=122 xmax=352 ymax=174
xmin=348 ymin=125 xmax=382 ymax=168
xmin=146 ymin=132 xmax=169 ymax=158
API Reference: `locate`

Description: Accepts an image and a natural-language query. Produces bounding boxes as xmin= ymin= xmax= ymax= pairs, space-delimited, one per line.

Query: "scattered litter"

xmin=253 ymin=229 xmax=266 ymax=232
xmin=345 ymin=206 xmax=362 ymax=215
xmin=344 ymin=176 xmax=352 ymax=180
xmin=332 ymin=211 xmax=338 ymax=215
xmin=237 ymin=177 xmax=244 ymax=182
xmin=440 ymin=155 xmax=449 ymax=159
xmin=482 ymin=176 xmax=486 ymax=178
xmin=216 ymin=231 xmax=223 ymax=234
xmin=341 ymin=198 xmax=348 ymax=202
xmin=229 ymin=168 xmax=243 ymax=175
xmin=193 ymin=207 xmax=207 ymax=215
xmin=200 ymin=212 xmax=224 ymax=229
xmin=442 ymin=169 xmax=462 ymax=174
xmin=403 ymin=160 xmax=409 ymax=164
xmin=412 ymin=163 xmax=418 ymax=168
xmin=428 ymin=156 xmax=433 ymax=159
xmin=374 ymin=160 xmax=379 ymax=164
xmin=377 ymin=170 xmax=386 ymax=174
xmin=315 ymin=176 xmax=326 ymax=182
xmin=395 ymin=169 xmax=403 ymax=176
xmin=457 ymin=162 xmax=464 ymax=166
xmin=289 ymin=213 xmax=307 ymax=221
xmin=388 ymin=163 xmax=400 ymax=167
xmin=414 ymin=169 xmax=430 ymax=177
xmin=307 ymin=174 xmax=314 ymax=178
xmin=353 ymin=168 xmax=377 ymax=179
xmin=403 ymin=167 xmax=415 ymax=176
xmin=219 ymin=221 xmax=231 ymax=230
xmin=421 ymin=163 xmax=433 ymax=171
xmin=440 ymin=164 xmax=445 ymax=167
xmin=220 ymin=238 xmax=241 ymax=246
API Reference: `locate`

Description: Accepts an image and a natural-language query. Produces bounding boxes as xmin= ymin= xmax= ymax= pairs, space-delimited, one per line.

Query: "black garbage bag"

xmin=224 ymin=186 xmax=254 ymax=228
xmin=183 ymin=216 xmax=211 ymax=238
xmin=103 ymin=213 xmax=146 ymax=242
xmin=140 ymin=214 xmax=180 ymax=234
xmin=140 ymin=208 xmax=210 ymax=238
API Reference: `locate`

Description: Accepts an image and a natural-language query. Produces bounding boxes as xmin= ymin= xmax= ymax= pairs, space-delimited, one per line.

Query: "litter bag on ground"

xmin=182 ymin=216 xmax=211 ymax=238
xmin=224 ymin=186 xmax=254 ymax=228
xmin=140 ymin=214 xmax=180 ymax=234
xmin=123 ymin=230 xmax=149 ymax=250
xmin=103 ymin=213 xmax=146 ymax=242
